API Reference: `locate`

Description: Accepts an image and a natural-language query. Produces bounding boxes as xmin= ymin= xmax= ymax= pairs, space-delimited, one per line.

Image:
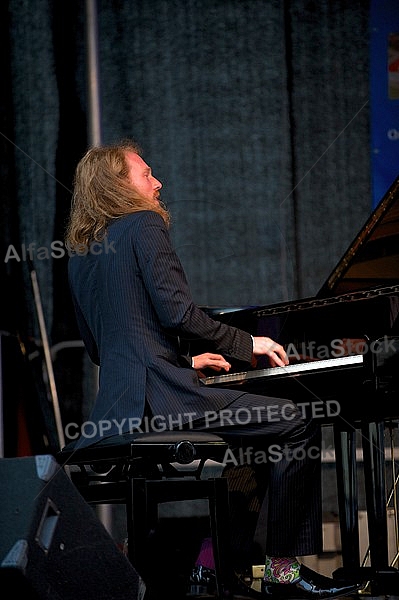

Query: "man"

xmin=65 ymin=140 xmax=362 ymax=599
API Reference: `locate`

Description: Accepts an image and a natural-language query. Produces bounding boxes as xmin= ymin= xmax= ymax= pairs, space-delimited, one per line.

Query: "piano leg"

xmin=334 ymin=420 xmax=399 ymax=594
xmin=361 ymin=420 xmax=389 ymax=570
xmin=333 ymin=425 xmax=360 ymax=569
xmin=359 ymin=419 xmax=399 ymax=593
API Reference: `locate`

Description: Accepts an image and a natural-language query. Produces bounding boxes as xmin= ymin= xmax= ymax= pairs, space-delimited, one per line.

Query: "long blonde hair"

xmin=65 ymin=140 xmax=170 ymax=249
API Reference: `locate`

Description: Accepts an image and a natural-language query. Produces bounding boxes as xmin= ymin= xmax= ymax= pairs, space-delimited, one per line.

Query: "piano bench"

xmin=57 ymin=430 xmax=232 ymax=599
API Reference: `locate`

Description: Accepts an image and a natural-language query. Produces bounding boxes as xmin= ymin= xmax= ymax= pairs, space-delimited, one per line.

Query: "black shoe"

xmin=261 ymin=565 xmax=363 ymax=599
xmin=189 ymin=565 xmax=216 ymax=595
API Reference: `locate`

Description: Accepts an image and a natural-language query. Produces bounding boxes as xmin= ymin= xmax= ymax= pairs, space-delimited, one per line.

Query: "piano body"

xmin=199 ymin=175 xmax=399 ymax=594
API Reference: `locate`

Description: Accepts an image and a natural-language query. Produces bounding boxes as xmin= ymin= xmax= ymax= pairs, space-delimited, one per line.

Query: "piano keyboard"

xmin=200 ymin=353 xmax=364 ymax=387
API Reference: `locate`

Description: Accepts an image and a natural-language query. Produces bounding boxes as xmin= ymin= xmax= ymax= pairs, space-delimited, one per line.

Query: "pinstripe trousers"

xmin=188 ymin=392 xmax=323 ymax=565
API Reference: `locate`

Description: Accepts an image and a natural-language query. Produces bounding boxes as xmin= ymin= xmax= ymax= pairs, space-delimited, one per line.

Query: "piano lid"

xmin=317 ymin=175 xmax=399 ymax=298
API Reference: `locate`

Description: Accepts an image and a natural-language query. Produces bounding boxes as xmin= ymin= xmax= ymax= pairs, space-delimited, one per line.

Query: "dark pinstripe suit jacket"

xmin=68 ymin=211 xmax=254 ymax=446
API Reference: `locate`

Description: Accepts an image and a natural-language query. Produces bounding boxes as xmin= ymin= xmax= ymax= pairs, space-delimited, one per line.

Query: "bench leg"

xmin=209 ymin=477 xmax=233 ymax=599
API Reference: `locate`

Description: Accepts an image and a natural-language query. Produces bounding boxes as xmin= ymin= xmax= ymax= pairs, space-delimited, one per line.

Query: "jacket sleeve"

xmin=132 ymin=212 xmax=254 ymax=364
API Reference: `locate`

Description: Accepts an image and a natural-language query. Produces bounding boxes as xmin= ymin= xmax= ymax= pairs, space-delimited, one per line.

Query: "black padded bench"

xmin=57 ymin=430 xmax=232 ymax=598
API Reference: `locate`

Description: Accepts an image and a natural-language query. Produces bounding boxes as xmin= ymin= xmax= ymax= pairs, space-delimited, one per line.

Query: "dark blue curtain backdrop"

xmin=0 ymin=0 xmax=374 ymax=436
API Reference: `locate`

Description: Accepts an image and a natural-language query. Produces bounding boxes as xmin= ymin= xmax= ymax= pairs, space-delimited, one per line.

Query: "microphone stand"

xmin=29 ymin=263 xmax=65 ymax=451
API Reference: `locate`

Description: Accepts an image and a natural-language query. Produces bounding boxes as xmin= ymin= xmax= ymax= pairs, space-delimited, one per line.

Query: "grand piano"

xmin=199 ymin=175 xmax=399 ymax=594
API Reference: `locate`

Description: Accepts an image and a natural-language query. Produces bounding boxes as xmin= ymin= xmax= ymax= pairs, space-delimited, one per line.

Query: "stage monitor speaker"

xmin=0 ymin=455 xmax=144 ymax=599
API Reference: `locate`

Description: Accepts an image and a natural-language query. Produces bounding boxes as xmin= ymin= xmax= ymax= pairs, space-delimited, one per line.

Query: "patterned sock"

xmin=263 ymin=556 xmax=301 ymax=584
xmin=195 ymin=537 xmax=215 ymax=570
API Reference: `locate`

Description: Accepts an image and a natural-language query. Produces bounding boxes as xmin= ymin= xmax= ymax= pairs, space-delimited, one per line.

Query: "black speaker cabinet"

xmin=0 ymin=455 xmax=143 ymax=599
